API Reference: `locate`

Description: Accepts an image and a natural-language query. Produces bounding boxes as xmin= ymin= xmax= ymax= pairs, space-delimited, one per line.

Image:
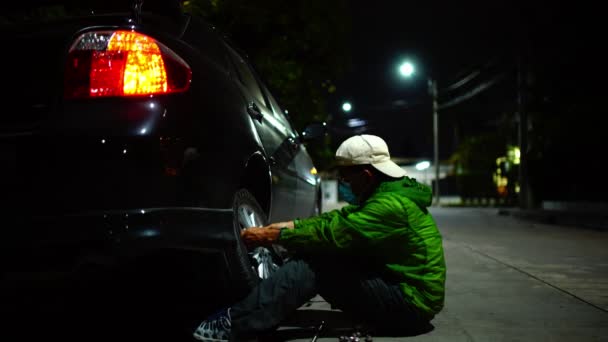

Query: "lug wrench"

xmin=310 ymin=320 xmax=325 ymax=342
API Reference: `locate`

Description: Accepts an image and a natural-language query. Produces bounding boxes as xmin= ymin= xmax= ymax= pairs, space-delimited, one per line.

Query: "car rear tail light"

xmin=64 ymin=30 xmax=191 ymax=99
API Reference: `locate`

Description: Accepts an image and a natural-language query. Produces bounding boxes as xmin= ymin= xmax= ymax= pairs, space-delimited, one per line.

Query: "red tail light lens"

xmin=64 ymin=30 xmax=191 ymax=99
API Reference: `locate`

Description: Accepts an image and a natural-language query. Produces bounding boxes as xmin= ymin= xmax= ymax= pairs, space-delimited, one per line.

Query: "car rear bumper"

xmin=1 ymin=206 xmax=244 ymax=333
xmin=2 ymin=207 xmax=237 ymax=285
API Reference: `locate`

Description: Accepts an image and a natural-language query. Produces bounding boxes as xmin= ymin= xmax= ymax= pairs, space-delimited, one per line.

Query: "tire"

xmin=228 ymin=189 xmax=284 ymax=297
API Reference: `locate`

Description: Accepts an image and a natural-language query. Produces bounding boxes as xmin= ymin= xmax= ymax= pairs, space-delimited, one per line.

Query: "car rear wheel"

xmin=231 ymin=189 xmax=284 ymax=290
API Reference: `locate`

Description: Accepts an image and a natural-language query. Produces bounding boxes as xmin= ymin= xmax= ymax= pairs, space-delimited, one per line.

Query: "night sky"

xmin=329 ymin=1 xmax=604 ymax=160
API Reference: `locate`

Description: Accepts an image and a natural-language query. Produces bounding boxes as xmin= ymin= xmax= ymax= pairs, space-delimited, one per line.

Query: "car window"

xmin=224 ymin=44 xmax=267 ymax=106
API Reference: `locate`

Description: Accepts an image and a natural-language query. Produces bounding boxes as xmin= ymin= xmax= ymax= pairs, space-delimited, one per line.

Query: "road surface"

xmin=280 ymin=206 xmax=608 ymax=341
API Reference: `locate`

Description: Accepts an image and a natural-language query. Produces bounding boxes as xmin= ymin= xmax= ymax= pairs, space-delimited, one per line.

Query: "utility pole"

xmin=429 ymin=78 xmax=440 ymax=206
xmin=397 ymin=60 xmax=440 ymax=205
xmin=517 ymin=54 xmax=531 ymax=209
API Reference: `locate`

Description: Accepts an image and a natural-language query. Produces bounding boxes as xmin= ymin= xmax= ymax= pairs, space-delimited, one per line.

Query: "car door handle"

xmin=247 ymin=102 xmax=263 ymax=123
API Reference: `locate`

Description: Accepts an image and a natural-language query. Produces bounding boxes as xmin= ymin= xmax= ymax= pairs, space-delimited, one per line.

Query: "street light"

xmin=342 ymin=101 xmax=352 ymax=113
xmin=399 ymin=61 xmax=415 ymax=77
xmin=398 ymin=60 xmax=440 ymax=205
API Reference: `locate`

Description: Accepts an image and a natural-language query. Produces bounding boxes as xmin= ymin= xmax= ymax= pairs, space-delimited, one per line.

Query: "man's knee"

xmin=277 ymin=258 xmax=317 ymax=290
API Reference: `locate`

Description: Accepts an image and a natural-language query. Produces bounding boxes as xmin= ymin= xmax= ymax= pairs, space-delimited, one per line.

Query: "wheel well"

xmin=241 ymin=153 xmax=271 ymax=216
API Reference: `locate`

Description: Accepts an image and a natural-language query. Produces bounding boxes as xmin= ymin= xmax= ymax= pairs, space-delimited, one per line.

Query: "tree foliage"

xmin=449 ymin=133 xmax=508 ymax=200
xmin=183 ymin=0 xmax=352 ymax=170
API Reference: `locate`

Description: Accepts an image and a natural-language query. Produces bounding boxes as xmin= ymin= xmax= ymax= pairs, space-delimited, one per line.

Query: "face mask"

xmin=338 ymin=181 xmax=359 ymax=205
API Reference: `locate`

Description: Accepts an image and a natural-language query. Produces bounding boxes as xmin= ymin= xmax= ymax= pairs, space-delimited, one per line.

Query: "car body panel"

xmin=0 ymin=5 xmax=321 ymax=304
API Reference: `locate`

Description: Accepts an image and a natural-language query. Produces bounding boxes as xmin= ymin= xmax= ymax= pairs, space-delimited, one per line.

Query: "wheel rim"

xmin=237 ymin=204 xmax=280 ymax=279
xmin=237 ymin=204 xmax=265 ymax=228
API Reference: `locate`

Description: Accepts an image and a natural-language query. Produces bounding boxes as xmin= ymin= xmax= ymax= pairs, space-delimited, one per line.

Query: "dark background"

xmin=3 ymin=0 xmax=605 ymax=203
xmin=330 ymin=1 xmax=603 ymax=158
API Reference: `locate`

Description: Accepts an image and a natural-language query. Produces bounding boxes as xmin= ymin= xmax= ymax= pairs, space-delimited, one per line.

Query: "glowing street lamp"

xmin=399 ymin=61 xmax=415 ymax=77
xmin=342 ymin=101 xmax=352 ymax=113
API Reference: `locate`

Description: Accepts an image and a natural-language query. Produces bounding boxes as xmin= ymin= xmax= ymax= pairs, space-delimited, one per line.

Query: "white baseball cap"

xmin=335 ymin=135 xmax=406 ymax=178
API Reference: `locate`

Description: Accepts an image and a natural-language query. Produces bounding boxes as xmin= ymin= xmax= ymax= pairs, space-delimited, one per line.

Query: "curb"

xmin=498 ymin=208 xmax=608 ymax=231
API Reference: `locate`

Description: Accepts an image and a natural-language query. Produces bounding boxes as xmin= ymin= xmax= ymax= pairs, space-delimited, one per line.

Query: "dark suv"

xmin=0 ymin=1 xmax=323 ymax=338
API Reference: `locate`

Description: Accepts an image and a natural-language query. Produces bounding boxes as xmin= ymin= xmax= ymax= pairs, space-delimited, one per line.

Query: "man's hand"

xmin=240 ymin=227 xmax=282 ymax=248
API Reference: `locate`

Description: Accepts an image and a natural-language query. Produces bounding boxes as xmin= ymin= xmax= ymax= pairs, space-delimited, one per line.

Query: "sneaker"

xmin=193 ymin=308 xmax=232 ymax=341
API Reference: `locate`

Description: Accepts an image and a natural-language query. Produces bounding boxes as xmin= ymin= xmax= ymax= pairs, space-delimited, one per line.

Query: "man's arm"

xmin=240 ymin=203 xmax=364 ymax=249
xmin=240 ymin=226 xmax=282 ymax=247
xmin=278 ymin=197 xmax=397 ymax=253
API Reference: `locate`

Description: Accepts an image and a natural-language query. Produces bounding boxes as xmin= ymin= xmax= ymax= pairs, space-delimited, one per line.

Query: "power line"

xmin=442 ymin=69 xmax=481 ymax=92
xmin=440 ymin=56 xmax=505 ymax=94
xmin=439 ymin=72 xmax=508 ymax=110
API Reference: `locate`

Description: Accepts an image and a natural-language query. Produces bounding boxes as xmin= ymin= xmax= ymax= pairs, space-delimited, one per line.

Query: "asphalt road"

xmin=279 ymin=206 xmax=608 ymax=341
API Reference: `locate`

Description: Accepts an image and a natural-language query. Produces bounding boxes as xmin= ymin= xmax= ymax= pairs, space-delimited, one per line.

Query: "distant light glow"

xmin=508 ymin=146 xmax=521 ymax=165
xmin=399 ymin=61 xmax=415 ymax=77
xmin=342 ymin=102 xmax=352 ymax=112
xmin=346 ymin=118 xmax=367 ymax=127
xmin=415 ymin=161 xmax=431 ymax=170
xmin=140 ymin=229 xmax=159 ymax=237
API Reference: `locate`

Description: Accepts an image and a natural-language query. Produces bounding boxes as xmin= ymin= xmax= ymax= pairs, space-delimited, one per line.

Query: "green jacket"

xmin=279 ymin=177 xmax=446 ymax=318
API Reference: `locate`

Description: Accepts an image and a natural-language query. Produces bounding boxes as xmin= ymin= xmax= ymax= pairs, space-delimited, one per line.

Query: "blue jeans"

xmin=230 ymin=256 xmax=430 ymax=338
